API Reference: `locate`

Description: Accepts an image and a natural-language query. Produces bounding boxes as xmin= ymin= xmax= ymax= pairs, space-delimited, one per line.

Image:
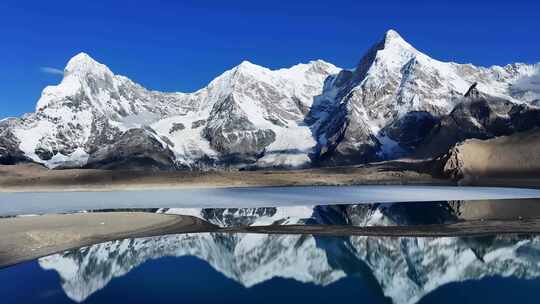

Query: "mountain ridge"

xmin=1 ymin=30 xmax=538 ymax=170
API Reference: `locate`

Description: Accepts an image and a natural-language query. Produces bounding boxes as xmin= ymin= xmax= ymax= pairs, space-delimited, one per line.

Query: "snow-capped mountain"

xmin=1 ymin=30 xmax=538 ymax=169
xmin=39 ymin=204 xmax=540 ymax=304
xmin=1 ymin=54 xmax=339 ymax=169
xmin=309 ymin=30 xmax=539 ymax=163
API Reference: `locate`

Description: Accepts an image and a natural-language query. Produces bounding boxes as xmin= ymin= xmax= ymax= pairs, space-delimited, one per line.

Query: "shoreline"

xmin=0 ymin=162 xmax=452 ymax=193
xmin=2 ymin=162 xmax=540 ymax=194
xmin=0 ymin=180 xmax=454 ymax=194
xmin=0 ymin=212 xmax=217 ymax=269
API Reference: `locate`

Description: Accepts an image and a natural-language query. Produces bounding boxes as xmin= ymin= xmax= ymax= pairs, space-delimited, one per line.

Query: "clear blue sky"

xmin=1 ymin=0 xmax=539 ymax=118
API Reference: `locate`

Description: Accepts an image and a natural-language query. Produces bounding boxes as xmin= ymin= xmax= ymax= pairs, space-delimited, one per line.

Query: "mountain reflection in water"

xmin=37 ymin=233 xmax=540 ymax=304
xmin=3 ymin=201 xmax=540 ymax=304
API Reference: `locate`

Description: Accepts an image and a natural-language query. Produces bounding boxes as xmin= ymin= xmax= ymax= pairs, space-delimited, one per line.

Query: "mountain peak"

xmin=35 ymin=53 xmax=116 ymax=112
xmin=381 ymin=29 xmax=415 ymax=51
xmin=351 ymin=29 xmax=418 ymax=83
xmin=307 ymin=59 xmax=337 ymax=69
xmin=384 ymin=29 xmax=402 ymax=41
xmin=238 ymin=59 xmax=255 ymax=66
xmin=65 ymin=52 xmax=111 ymax=76
xmin=66 ymin=52 xmax=98 ymax=68
xmin=227 ymin=60 xmax=264 ymax=75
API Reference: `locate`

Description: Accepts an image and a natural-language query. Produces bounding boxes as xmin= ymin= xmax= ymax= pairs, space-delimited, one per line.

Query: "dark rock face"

xmin=84 ymin=115 xmax=122 ymax=155
xmin=315 ymin=106 xmax=380 ymax=166
xmin=384 ymin=111 xmax=440 ymax=150
xmin=308 ymin=69 xmax=382 ymax=166
xmin=416 ymin=84 xmax=540 ymax=158
xmin=34 ymin=147 xmax=54 ymax=161
xmin=448 ymin=96 xmax=514 ymax=138
xmin=85 ymin=128 xmax=176 ymax=170
xmin=510 ymin=104 xmax=540 ymax=132
xmin=0 ymin=122 xmax=27 ymax=165
xmin=332 ymin=70 xmax=354 ymax=88
xmin=191 ymin=119 xmax=206 ymax=129
xmin=169 ymin=123 xmax=185 ymax=133
xmin=464 ymin=82 xmax=479 ymax=98
xmin=203 ymin=95 xmax=276 ymax=164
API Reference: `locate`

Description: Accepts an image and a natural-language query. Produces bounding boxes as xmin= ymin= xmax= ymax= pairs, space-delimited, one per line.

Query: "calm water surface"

xmin=2 ymin=185 xmax=540 ymax=216
xmin=2 ymin=200 xmax=540 ymax=304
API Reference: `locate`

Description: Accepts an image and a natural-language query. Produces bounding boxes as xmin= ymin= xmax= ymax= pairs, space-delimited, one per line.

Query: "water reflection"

xmin=161 ymin=198 xmax=540 ymax=227
xmin=32 ymin=201 xmax=540 ymax=304
xmin=38 ymin=233 xmax=540 ymax=304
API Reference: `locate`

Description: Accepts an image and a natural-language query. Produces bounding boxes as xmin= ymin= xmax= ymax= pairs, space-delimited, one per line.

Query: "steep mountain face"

xmin=0 ymin=118 xmax=28 ymax=164
xmin=310 ymin=30 xmax=539 ymax=163
xmin=39 ymin=205 xmax=540 ymax=304
xmin=1 ymin=30 xmax=538 ymax=169
xmin=416 ymin=84 xmax=540 ymax=158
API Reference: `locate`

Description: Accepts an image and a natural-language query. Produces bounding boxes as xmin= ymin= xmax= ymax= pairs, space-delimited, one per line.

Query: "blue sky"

xmin=1 ymin=0 xmax=539 ymax=118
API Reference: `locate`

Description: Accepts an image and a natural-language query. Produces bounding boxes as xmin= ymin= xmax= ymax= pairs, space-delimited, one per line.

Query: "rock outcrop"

xmin=441 ymin=128 xmax=540 ymax=181
xmin=416 ymin=83 xmax=540 ymax=158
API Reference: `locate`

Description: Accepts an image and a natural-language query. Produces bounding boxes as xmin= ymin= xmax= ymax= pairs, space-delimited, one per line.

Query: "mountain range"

xmin=1 ymin=30 xmax=539 ymax=170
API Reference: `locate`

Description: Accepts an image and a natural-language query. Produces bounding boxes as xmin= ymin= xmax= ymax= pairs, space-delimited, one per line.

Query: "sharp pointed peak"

xmin=350 ymin=29 xmax=425 ymax=84
xmin=231 ymin=60 xmax=268 ymax=75
xmin=380 ymin=29 xmax=414 ymax=49
xmin=384 ymin=29 xmax=402 ymax=40
xmin=70 ymin=52 xmax=94 ymax=60
xmin=65 ymin=52 xmax=111 ymax=75
xmin=237 ymin=60 xmax=259 ymax=68
xmin=307 ymin=59 xmax=337 ymax=68
xmin=67 ymin=52 xmax=98 ymax=65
